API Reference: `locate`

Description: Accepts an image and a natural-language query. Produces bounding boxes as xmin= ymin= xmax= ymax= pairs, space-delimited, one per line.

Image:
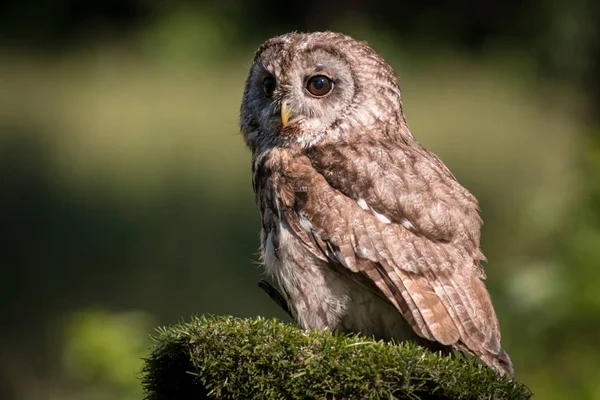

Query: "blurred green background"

xmin=1 ymin=1 xmax=599 ymax=399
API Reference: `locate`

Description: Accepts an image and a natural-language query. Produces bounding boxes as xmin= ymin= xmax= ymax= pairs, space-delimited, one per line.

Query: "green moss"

xmin=142 ymin=316 xmax=531 ymax=400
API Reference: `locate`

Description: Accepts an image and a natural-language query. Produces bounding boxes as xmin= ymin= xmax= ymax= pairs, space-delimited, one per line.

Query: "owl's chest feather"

xmin=261 ymin=219 xmax=351 ymax=330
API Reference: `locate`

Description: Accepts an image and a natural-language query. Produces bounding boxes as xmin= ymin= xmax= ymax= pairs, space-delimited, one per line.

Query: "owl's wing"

xmin=268 ymin=144 xmax=512 ymax=375
xmin=304 ymin=140 xmax=485 ymax=253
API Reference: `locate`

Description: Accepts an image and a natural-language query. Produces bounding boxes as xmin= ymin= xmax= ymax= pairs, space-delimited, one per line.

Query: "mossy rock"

xmin=142 ymin=315 xmax=531 ymax=399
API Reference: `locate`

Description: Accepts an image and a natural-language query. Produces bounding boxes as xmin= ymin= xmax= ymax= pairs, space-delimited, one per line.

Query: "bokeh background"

xmin=1 ymin=0 xmax=599 ymax=399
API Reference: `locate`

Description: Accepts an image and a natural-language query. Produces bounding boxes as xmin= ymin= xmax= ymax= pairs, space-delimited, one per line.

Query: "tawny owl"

xmin=240 ymin=31 xmax=513 ymax=376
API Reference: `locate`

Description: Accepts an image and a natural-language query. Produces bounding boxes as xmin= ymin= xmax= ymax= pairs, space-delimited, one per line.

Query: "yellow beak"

xmin=281 ymin=102 xmax=292 ymax=126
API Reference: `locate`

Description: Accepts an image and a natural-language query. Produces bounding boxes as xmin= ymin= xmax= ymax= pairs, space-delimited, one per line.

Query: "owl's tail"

xmin=487 ymin=347 xmax=514 ymax=377
xmin=453 ymin=341 xmax=513 ymax=377
xmin=459 ymin=344 xmax=514 ymax=378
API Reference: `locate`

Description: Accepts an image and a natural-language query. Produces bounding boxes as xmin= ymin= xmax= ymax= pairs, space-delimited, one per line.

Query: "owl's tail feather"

xmin=454 ymin=342 xmax=514 ymax=377
xmin=489 ymin=348 xmax=514 ymax=377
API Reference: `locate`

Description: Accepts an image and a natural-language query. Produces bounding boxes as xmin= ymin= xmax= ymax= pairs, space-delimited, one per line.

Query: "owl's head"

xmin=240 ymin=32 xmax=407 ymax=151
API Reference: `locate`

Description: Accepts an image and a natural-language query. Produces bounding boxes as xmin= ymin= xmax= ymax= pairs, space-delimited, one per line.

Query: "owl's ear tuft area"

xmin=142 ymin=315 xmax=532 ymax=400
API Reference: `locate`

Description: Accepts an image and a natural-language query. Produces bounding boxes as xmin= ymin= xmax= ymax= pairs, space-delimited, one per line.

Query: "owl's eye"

xmin=263 ymin=77 xmax=276 ymax=98
xmin=306 ymin=75 xmax=333 ymax=97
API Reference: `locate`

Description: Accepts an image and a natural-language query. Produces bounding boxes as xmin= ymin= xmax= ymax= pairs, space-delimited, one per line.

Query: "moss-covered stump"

xmin=142 ymin=315 xmax=531 ymax=400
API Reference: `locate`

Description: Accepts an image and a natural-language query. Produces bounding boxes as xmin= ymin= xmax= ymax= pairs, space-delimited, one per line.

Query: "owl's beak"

xmin=280 ymin=102 xmax=292 ymax=126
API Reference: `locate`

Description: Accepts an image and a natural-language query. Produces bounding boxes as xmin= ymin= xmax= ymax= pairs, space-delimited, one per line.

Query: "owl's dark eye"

xmin=263 ymin=77 xmax=276 ymax=98
xmin=306 ymin=75 xmax=333 ymax=97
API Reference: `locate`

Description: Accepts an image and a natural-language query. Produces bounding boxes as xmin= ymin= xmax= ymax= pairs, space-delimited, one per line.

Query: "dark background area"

xmin=1 ymin=1 xmax=599 ymax=398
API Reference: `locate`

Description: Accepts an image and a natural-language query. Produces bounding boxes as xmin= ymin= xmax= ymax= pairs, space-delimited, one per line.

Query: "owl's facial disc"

xmin=241 ymin=38 xmax=358 ymax=149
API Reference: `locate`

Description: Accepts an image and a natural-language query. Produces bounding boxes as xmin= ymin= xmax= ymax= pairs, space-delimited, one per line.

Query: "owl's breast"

xmin=260 ymin=219 xmax=350 ymax=330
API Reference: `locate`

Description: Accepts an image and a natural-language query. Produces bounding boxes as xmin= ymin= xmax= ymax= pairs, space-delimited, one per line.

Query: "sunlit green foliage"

xmin=59 ymin=309 xmax=154 ymax=400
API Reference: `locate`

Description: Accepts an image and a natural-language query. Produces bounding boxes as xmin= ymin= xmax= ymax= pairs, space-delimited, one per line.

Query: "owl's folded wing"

xmin=274 ymin=147 xmax=511 ymax=375
xmin=304 ymin=140 xmax=484 ymax=257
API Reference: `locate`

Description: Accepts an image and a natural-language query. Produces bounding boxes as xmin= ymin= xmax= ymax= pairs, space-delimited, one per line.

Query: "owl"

xmin=240 ymin=31 xmax=513 ymax=376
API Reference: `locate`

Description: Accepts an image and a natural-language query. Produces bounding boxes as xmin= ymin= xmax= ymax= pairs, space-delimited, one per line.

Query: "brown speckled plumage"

xmin=240 ymin=31 xmax=513 ymax=376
